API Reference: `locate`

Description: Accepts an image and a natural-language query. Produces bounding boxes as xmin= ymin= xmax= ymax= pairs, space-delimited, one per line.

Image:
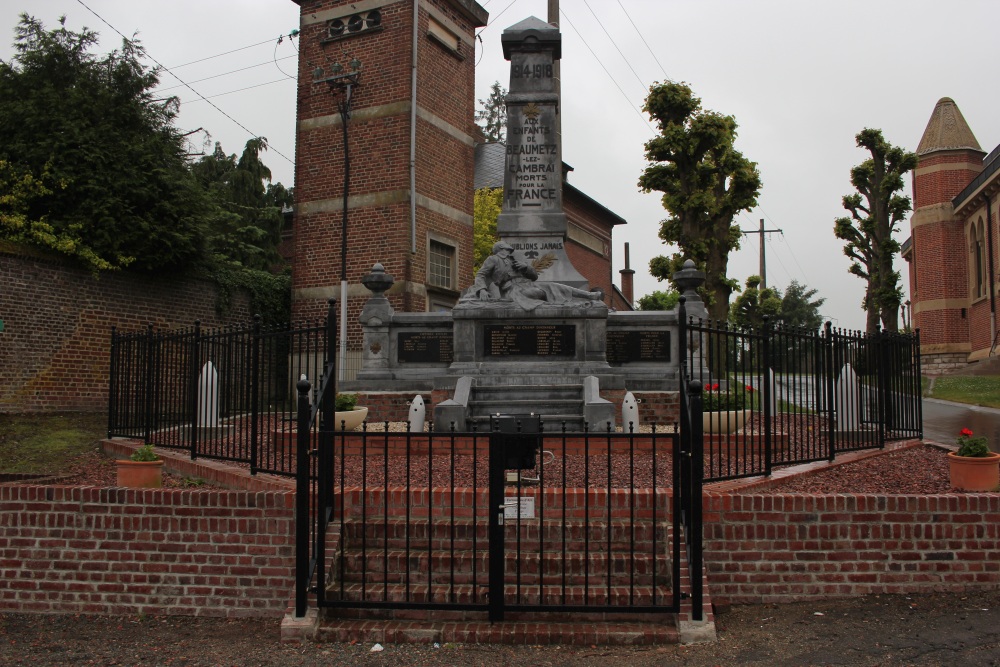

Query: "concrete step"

xmin=326 ymin=581 xmax=674 ymax=608
xmin=472 ymin=384 xmax=583 ymax=401
xmin=314 ymin=617 xmax=680 ymax=645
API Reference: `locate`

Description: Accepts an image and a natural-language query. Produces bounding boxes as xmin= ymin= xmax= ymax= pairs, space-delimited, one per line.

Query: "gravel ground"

xmin=1 ymin=590 xmax=998 ymax=666
xmin=4 ymin=434 xmax=997 ymax=665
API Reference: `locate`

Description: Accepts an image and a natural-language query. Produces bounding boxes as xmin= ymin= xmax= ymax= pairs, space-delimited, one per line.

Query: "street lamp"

xmin=314 ymin=58 xmax=361 ymax=381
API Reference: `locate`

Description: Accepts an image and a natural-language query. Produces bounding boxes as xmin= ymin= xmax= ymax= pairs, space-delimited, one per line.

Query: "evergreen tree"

xmin=475 ymin=81 xmax=507 ymax=143
xmin=0 ymin=14 xmax=215 ymax=272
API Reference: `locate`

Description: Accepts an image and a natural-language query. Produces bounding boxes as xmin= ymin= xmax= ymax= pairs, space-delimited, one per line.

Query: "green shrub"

xmin=129 ymin=444 xmax=159 ymax=462
xmin=335 ymin=392 xmax=359 ymax=412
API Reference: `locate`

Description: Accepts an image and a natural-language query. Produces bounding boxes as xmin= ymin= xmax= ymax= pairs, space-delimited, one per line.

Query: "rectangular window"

xmin=428 ymin=240 xmax=455 ymax=290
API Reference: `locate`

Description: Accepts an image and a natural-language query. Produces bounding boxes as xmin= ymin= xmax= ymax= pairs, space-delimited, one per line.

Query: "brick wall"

xmin=704 ymin=493 xmax=1000 ymax=604
xmin=0 ymin=250 xmax=251 ymax=413
xmin=0 ymin=486 xmax=295 ymax=617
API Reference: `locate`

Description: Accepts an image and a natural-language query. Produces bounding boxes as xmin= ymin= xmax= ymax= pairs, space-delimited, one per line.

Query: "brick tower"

xmin=289 ymin=0 xmax=488 ymax=363
xmin=907 ymin=97 xmax=985 ymax=370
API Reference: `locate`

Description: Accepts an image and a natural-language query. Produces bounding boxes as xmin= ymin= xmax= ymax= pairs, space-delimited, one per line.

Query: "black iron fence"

xmin=683 ymin=317 xmax=922 ymax=482
xmin=108 ymin=310 xmax=335 ymax=477
xmin=108 ymin=300 xmax=921 ymax=625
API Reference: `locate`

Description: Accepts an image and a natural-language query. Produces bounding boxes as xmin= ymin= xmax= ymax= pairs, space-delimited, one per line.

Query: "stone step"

xmin=472 ymin=384 xmax=583 ymax=401
xmin=340 ymin=518 xmax=671 ymax=548
xmin=336 ymin=549 xmax=672 ymax=585
xmin=325 ymin=581 xmax=674 ymax=608
xmin=314 ymin=617 xmax=680 ymax=645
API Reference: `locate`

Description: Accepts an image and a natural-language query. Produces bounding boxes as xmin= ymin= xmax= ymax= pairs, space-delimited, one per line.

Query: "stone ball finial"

xmin=361 ymin=262 xmax=394 ymax=297
xmin=672 ymin=259 xmax=705 ymax=302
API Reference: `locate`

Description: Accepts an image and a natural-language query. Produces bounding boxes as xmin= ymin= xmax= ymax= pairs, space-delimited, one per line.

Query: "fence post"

xmin=250 ymin=315 xmax=262 ymax=475
xmin=687 ymin=379 xmax=704 ymax=622
xmin=189 ymin=321 xmax=201 ymax=460
xmin=677 ymin=297 xmax=689 ymax=515
xmin=295 ymin=377 xmax=312 ymax=618
xmin=824 ymin=322 xmax=836 ymax=460
xmin=762 ymin=317 xmax=773 ymax=476
xmin=876 ymin=326 xmax=888 ymax=448
xmin=108 ymin=326 xmax=118 ymax=439
xmin=914 ymin=329 xmax=924 ymax=439
xmin=143 ymin=323 xmax=154 ymax=444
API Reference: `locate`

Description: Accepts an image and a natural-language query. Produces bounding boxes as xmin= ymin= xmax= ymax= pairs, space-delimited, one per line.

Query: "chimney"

xmin=619 ymin=243 xmax=635 ymax=306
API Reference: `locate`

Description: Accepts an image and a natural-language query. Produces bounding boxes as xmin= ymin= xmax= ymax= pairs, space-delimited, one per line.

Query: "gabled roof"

xmin=916 ymin=97 xmax=982 ymax=156
xmin=473 ymin=142 xmax=626 ymax=225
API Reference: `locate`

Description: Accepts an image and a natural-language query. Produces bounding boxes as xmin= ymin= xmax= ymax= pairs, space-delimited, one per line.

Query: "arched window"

xmin=972 ymin=219 xmax=986 ymax=298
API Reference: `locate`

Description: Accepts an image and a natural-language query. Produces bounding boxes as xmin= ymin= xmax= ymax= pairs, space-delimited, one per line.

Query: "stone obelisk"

xmin=497 ymin=17 xmax=588 ymax=288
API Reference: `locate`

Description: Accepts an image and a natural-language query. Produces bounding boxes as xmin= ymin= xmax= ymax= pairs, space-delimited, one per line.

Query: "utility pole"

xmin=548 ymin=0 xmax=560 ymax=174
xmin=741 ymin=218 xmax=782 ymax=289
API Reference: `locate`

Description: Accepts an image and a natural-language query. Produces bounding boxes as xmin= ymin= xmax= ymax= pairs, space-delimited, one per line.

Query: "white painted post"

xmin=409 ymin=394 xmax=426 ymax=432
xmin=197 ymin=361 xmax=220 ymax=428
xmin=835 ymin=363 xmax=859 ymax=431
xmin=622 ymin=391 xmax=639 ymax=430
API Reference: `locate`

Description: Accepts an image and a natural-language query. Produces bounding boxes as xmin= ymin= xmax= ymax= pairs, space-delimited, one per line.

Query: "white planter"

xmin=333 ymin=407 xmax=368 ymax=431
xmin=702 ymin=410 xmax=749 ymax=434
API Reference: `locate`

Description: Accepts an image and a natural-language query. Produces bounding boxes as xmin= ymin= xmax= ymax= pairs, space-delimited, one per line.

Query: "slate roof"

xmin=916 ymin=97 xmax=982 ymax=156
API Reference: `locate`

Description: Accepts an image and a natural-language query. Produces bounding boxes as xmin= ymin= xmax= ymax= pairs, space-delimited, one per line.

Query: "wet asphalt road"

xmin=922 ymin=397 xmax=1000 ymax=453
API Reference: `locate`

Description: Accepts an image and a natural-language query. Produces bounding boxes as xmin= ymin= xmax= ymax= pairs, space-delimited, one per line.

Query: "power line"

xmin=74 ymin=0 xmax=294 ymax=166
xmin=616 ymin=0 xmax=671 ymax=82
xmin=165 ymin=36 xmax=282 ymax=70
xmin=155 ymin=55 xmax=296 ymax=92
xmin=179 ymin=77 xmax=294 ymax=103
xmin=558 ymin=7 xmax=654 ymax=134
xmin=581 ymin=0 xmax=646 ymax=94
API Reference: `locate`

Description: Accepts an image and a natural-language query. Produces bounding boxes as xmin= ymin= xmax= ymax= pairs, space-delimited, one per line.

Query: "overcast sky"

xmin=4 ymin=0 xmax=1000 ymax=330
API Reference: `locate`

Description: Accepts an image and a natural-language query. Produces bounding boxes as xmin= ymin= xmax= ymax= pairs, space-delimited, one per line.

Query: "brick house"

xmin=288 ymin=1 xmax=633 ymax=377
xmin=904 ymin=97 xmax=1000 ymax=372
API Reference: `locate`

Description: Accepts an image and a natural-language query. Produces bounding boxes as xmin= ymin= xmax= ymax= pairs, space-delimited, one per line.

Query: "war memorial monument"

xmin=346 ymin=17 xmax=706 ymax=430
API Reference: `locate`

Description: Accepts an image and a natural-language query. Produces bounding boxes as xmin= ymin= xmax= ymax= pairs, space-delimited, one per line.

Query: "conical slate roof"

xmin=916 ymin=97 xmax=982 ymax=155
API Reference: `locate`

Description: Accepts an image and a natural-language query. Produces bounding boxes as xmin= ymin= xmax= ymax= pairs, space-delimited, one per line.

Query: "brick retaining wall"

xmin=0 ymin=249 xmax=251 ymax=413
xmin=703 ymin=493 xmax=1000 ymax=604
xmin=0 ymin=485 xmax=295 ymax=618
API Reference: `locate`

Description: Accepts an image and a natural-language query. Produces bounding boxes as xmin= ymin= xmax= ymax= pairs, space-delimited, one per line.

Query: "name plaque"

xmin=483 ymin=324 xmax=576 ymax=357
xmin=607 ymin=330 xmax=671 ymax=364
xmin=397 ymin=331 xmax=454 ymax=364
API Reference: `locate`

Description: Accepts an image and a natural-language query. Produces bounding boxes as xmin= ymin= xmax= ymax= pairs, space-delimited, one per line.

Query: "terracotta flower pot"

xmin=947 ymin=452 xmax=1000 ymax=491
xmin=116 ymin=459 xmax=164 ymax=488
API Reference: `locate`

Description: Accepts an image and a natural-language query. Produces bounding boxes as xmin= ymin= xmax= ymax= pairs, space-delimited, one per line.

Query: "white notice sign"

xmin=503 ymin=496 xmax=535 ymax=520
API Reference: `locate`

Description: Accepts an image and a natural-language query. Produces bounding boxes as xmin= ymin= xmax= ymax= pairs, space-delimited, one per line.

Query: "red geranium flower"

xmin=960 ymin=427 xmax=973 ymax=437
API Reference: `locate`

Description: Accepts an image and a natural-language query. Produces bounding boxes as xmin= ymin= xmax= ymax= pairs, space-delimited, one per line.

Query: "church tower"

xmin=289 ymin=0 xmax=488 ymax=361
xmin=907 ymin=97 xmax=985 ymax=370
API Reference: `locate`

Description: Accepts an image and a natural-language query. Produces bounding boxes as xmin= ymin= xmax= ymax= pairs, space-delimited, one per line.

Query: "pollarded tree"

xmin=475 ymin=81 xmax=507 ymax=143
xmin=834 ymin=128 xmax=917 ymax=333
xmin=639 ymin=82 xmax=762 ymax=323
xmin=729 ymin=276 xmax=781 ymax=330
xmin=0 ymin=14 xmax=216 ymax=272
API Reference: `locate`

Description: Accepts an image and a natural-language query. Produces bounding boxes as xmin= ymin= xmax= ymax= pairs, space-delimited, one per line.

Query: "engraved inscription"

xmin=607 ymin=331 xmax=671 ymax=364
xmin=397 ymin=331 xmax=454 ymax=364
xmin=484 ymin=324 xmax=576 ymax=357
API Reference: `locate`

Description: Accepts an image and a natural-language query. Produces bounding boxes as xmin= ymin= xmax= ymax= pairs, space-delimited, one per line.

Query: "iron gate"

xmin=299 ymin=405 xmax=686 ymax=622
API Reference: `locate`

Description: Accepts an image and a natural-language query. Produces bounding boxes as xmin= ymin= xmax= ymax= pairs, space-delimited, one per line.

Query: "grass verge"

xmin=924 ymin=375 xmax=1000 ymax=409
xmin=0 ymin=413 xmax=107 ymax=474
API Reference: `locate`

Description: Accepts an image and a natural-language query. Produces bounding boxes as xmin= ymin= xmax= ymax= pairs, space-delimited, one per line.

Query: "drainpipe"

xmin=987 ymin=193 xmax=997 ymax=349
xmin=410 ymin=0 xmax=419 ymax=254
